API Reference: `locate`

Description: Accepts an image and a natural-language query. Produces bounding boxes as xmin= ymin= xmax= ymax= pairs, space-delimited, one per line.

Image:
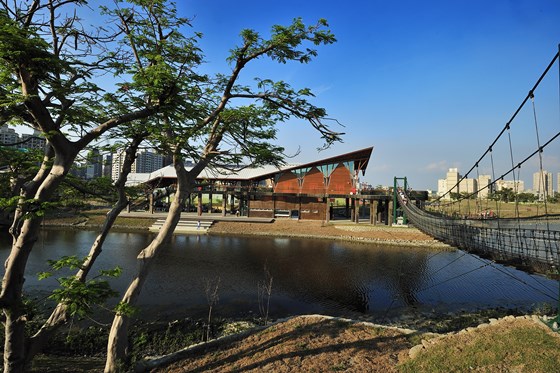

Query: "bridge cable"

xmin=432 ymin=50 xmax=560 ymax=204
xmin=530 ymin=91 xmax=556 ymax=262
xmin=462 ymin=250 xmax=558 ymax=300
xmin=398 ymin=180 xmax=558 ymax=300
xmin=506 ymin=121 xmax=524 ymax=260
xmin=417 ymin=252 xmax=557 ymax=301
xmin=424 ymin=251 xmax=469 ymax=278
xmin=400 ymin=175 xmax=560 ymax=279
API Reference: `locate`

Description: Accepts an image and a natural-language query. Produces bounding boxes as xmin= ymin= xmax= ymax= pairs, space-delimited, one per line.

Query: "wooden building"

xmin=143 ymin=146 xmax=402 ymax=224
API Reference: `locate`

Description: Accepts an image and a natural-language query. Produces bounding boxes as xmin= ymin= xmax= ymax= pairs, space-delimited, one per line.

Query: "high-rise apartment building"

xmin=459 ymin=178 xmax=477 ymax=196
xmin=20 ymin=130 xmax=46 ymax=150
xmin=111 ymin=149 xmax=164 ymax=181
xmin=111 ymin=150 xmax=126 ymax=181
xmin=134 ymin=150 xmax=164 ymax=174
xmin=533 ymin=170 xmax=553 ymax=200
xmin=103 ymin=154 xmax=113 ymax=178
xmin=477 ymin=175 xmax=492 ymax=198
xmin=437 ymin=169 xmax=495 ymax=199
xmin=495 ymin=179 xmax=524 ymax=192
xmin=437 ymin=168 xmax=481 ymax=199
xmin=0 ymin=126 xmax=46 ymax=150
xmin=446 ymin=168 xmax=460 ymax=195
xmin=85 ymin=149 xmax=103 ymax=179
xmin=0 ymin=125 xmax=19 ymax=148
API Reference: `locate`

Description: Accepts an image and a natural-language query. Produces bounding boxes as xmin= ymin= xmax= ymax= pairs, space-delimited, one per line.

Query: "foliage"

xmin=489 ymin=187 xmax=516 ymax=203
xmin=38 ymin=256 xmax=121 ymax=319
xmin=0 ymin=146 xmax=44 ymax=198
xmin=0 ymin=0 xmax=340 ymax=370
xmin=517 ymin=192 xmax=538 ymax=203
xmin=48 ymin=326 xmax=109 ymax=357
xmin=113 ymin=301 xmax=138 ymax=317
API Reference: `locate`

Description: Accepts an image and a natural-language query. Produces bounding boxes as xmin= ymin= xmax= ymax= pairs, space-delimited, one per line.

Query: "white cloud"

xmin=422 ymin=160 xmax=449 ymax=172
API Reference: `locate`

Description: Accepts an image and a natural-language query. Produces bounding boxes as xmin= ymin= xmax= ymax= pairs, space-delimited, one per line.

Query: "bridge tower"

xmin=393 ymin=177 xmax=408 ymax=225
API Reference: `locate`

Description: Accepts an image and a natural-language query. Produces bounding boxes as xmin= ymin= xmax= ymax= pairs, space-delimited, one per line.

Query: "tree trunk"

xmin=23 ymin=137 xmax=145 ymax=367
xmin=1 ymin=162 xmax=69 ymax=373
xmin=104 ymin=155 xmax=191 ymax=372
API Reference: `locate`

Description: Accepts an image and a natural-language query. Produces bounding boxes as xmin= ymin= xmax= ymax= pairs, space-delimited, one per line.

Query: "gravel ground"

xmin=209 ymin=219 xmax=449 ymax=248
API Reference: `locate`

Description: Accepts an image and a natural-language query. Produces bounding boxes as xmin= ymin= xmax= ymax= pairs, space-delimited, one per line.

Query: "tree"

xmin=0 ymin=1 xmax=341 ymax=371
xmin=102 ymin=3 xmax=341 ymax=370
xmin=0 ymin=0 xmax=199 ymax=370
xmin=23 ymin=132 xmax=147 ymax=367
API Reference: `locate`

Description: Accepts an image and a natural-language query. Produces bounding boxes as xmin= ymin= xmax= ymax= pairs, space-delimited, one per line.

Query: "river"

xmin=0 ymin=228 xmax=557 ymax=322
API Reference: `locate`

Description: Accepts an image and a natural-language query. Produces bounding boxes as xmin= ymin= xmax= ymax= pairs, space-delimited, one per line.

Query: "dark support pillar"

xmin=370 ymin=200 xmax=376 ymax=225
xmin=222 ymin=193 xmax=227 ymax=217
xmin=230 ymin=194 xmax=235 ymax=215
xmin=247 ymin=195 xmax=251 ymax=218
xmin=354 ymin=198 xmax=359 ymax=224
xmin=149 ymin=193 xmax=154 ymax=214
xmin=197 ymin=192 xmax=202 ymax=216
xmin=345 ymin=197 xmax=350 ymax=218
xmin=325 ymin=197 xmax=330 ymax=224
xmin=209 ymin=192 xmax=213 ymax=214
xmin=272 ymin=195 xmax=276 ymax=218
xmin=388 ymin=200 xmax=393 ymax=226
xmin=350 ymin=198 xmax=355 ymax=222
xmin=298 ymin=196 xmax=301 ymax=220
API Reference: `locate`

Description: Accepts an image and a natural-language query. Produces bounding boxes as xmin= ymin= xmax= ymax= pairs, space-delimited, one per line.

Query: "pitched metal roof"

xmin=144 ymin=146 xmax=374 ymax=184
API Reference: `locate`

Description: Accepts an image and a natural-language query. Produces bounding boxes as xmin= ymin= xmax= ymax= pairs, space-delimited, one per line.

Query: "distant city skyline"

xmin=437 ymin=167 xmax=558 ymax=200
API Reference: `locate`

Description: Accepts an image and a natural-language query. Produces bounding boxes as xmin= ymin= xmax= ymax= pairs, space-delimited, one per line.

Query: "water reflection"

xmin=0 ymin=228 xmax=557 ymax=321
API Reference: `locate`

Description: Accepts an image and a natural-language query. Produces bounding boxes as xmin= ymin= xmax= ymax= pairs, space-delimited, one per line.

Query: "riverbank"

xmin=209 ymin=219 xmax=450 ymax=248
xmin=28 ymin=309 xmax=560 ymax=372
xmin=41 ymin=210 xmax=450 ymax=248
xmin=145 ymin=313 xmax=560 ymax=373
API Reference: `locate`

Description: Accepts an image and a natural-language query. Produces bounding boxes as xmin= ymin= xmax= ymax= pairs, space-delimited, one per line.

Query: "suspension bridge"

xmin=397 ymin=46 xmax=560 ymax=276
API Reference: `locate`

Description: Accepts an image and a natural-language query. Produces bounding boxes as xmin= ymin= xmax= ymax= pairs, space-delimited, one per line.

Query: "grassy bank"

xmin=43 ymin=209 xmax=156 ymax=230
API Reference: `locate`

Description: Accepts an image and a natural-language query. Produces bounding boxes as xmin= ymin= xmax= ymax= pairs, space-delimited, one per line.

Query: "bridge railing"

xmin=397 ymin=190 xmax=560 ymax=274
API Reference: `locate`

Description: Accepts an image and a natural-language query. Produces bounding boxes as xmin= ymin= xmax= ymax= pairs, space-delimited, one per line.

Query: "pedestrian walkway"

xmin=122 ymin=210 xmax=274 ymax=223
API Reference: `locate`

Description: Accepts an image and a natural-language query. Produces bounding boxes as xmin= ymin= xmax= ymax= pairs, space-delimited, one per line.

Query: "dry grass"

xmin=150 ymin=316 xmax=412 ymax=373
xmin=146 ymin=315 xmax=560 ymax=373
xmin=399 ymin=317 xmax=560 ymax=372
xmin=427 ymin=201 xmax=560 ymax=218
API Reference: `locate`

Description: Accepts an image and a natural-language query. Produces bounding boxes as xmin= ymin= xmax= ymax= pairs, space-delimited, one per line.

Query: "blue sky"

xmin=178 ymin=0 xmax=560 ymax=190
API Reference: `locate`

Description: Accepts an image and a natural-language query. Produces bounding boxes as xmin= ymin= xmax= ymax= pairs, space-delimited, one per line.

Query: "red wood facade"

xmin=246 ymin=148 xmax=373 ymax=220
xmin=274 ymin=163 xmax=354 ymax=195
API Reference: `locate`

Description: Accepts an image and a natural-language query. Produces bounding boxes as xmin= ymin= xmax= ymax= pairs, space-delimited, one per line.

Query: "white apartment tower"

xmin=495 ymin=179 xmax=524 ymax=192
xmin=533 ymin=170 xmax=553 ymax=201
xmin=446 ymin=168 xmax=460 ymax=196
xmin=438 ymin=168 xmax=491 ymax=199
xmin=477 ymin=175 xmax=492 ymax=198
xmin=111 ymin=150 xmax=127 ymax=181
